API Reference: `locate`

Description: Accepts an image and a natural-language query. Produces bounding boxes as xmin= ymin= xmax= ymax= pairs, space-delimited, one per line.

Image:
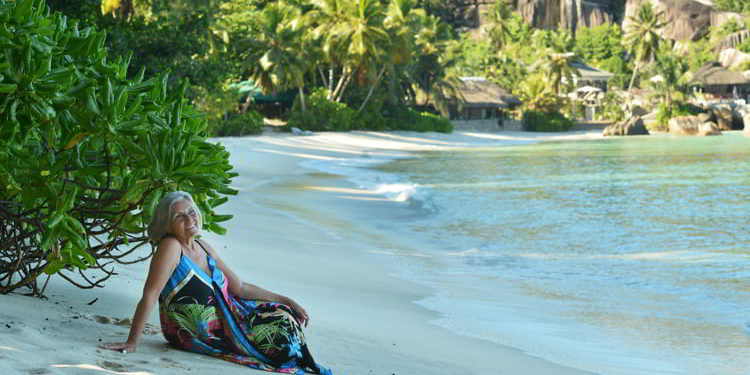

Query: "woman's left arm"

xmin=199 ymin=240 xmax=309 ymax=326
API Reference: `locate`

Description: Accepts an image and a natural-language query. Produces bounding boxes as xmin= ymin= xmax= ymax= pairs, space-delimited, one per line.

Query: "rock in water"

xmin=602 ymin=116 xmax=650 ymax=136
xmin=668 ymin=116 xmax=722 ymax=136
xmin=668 ymin=116 xmax=701 ymax=135
xmin=696 ymin=112 xmax=713 ymax=124
xmin=699 ymin=122 xmax=722 ymax=136
xmin=709 ymin=106 xmax=733 ymax=131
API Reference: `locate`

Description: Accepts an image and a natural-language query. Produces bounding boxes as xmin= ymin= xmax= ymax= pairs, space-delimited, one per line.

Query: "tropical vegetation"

xmin=0 ymin=0 xmax=236 ymax=294
xmin=3 ymin=0 xmax=750 ymax=293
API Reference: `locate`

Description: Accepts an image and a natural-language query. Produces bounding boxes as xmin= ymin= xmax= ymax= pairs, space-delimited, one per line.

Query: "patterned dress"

xmin=158 ymin=240 xmax=331 ymax=374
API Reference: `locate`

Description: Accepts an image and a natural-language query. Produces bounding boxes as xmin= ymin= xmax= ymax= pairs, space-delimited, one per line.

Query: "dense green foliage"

xmin=387 ymin=107 xmax=453 ymax=132
xmin=47 ymin=0 xmax=239 ymax=132
xmin=655 ymin=102 xmax=701 ymax=129
xmin=0 ymin=0 xmax=236 ymax=294
xmin=598 ymin=91 xmax=626 ymax=122
xmin=522 ymin=110 xmax=574 ymax=132
xmin=215 ymin=110 xmax=265 ymax=136
xmin=287 ymin=87 xmax=451 ymax=132
xmin=574 ymin=24 xmax=629 ymax=88
xmin=36 ymin=0 xmax=737 ymax=139
xmin=287 ymin=88 xmax=356 ymax=131
xmin=714 ymin=0 xmax=750 ymax=13
xmin=647 ymin=44 xmax=695 ymax=113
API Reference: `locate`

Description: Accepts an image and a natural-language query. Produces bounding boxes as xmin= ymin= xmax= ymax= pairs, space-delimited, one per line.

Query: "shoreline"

xmin=0 ymin=129 xmax=602 ymax=375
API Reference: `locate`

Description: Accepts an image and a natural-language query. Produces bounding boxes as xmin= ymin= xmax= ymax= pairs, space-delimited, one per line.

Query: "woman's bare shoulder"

xmin=154 ymin=237 xmax=182 ymax=261
xmin=196 ymin=238 xmax=219 ymax=258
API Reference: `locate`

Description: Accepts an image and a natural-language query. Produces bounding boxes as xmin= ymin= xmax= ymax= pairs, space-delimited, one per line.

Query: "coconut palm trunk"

xmin=318 ymin=66 xmax=329 ymax=90
xmin=298 ymin=86 xmax=307 ymax=111
xmin=627 ymin=60 xmax=640 ymax=95
xmin=332 ymin=69 xmax=352 ymax=102
xmin=357 ymin=66 xmax=387 ymax=113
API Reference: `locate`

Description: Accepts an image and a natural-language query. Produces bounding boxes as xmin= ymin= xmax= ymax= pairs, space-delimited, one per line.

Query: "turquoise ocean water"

xmin=306 ymin=132 xmax=750 ymax=375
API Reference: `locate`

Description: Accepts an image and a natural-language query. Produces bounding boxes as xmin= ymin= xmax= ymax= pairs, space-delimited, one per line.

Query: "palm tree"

xmin=484 ymin=0 xmax=514 ymax=51
xmin=648 ymin=45 xmax=695 ymax=114
xmin=531 ymin=46 xmax=578 ymax=103
xmin=307 ymin=0 xmax=348 ymax=101
xmin=623 ymin=2 xmax=667 ymax=94
xmin=517 ymin=73 xmax=556 ymax=112
xmin=309 ymin=0 xmax=389 ymax=105
xmin=243 ymin=3 xmax=309 ymax=110
xmin=384 ymin=0 xmax=424 ymax=64
xmin=410 ymin=14 xmax=463 ymax=115
xmin=333 ymin=0 xmax=389 ymax=107
xmin=349 ymin=0 xmax=422 ymax=112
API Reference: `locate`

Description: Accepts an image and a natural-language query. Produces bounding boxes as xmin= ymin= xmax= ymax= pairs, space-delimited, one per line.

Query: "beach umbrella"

xmin=576 ymin=85 xmax=602 ymax=93
xmin=650 ymin=74 xmax=664 ymax=83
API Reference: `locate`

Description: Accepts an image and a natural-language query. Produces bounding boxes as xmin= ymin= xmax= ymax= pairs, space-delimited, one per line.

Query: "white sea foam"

xmin=299 ymin=154 xmax=434 ymax=209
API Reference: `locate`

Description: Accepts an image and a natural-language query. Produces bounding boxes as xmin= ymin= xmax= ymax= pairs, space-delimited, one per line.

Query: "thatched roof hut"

xmin=456 ymin=77 xmax=521 ymax=108
xmin=445 ymin=77 xmax=520 ymax=121
xmin=691 ymin=62 xmax=750 ymax=96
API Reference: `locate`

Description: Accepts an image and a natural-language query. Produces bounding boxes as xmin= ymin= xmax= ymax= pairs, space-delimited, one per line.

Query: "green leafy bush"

xmin=655 ymin=102 xmax=701 ymax=129
xmin=355 ymin=106 xmax=453 ymax=132
xmin=0 ymin=0 xmax=236 ymax=294
xmin=287 ymin=88 xmax=453 ymax=133
xmin=714 ymin=0 xmax=750 ymax=14
xmin=287 ymin=88 xmax=356 ymax=131
xmin=599 ymin=91 xmax=626 ymax=122
xmin=522 ymin=110 xmax=574 ymax=132
xmin=214 ymin=110 xmax=264 ymax=136
xmin=410 ymin=110 xmax=453 ymax=133
xmin=353 ymin=109 xmax=389 ymax=131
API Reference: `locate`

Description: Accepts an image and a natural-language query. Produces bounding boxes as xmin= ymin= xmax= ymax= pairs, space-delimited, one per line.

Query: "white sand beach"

xmin=0 ymin=130 xmax=603 ymax=375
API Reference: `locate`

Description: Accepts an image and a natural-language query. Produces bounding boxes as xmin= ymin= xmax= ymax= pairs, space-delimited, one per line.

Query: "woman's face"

xmin=169 ymin=199 xmax=200 ymax=241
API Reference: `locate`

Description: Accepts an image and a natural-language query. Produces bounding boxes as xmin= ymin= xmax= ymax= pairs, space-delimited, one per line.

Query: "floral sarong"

xmin=158 ymin=242 xmax=331 ymax=374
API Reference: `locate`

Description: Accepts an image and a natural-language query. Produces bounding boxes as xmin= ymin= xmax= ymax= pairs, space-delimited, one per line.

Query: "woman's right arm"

xmin=99 ymin=238 xmax=180 ymax=353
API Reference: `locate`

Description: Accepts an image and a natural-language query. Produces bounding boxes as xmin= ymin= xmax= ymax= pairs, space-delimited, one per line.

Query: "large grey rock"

xmin=603 ymin=116 xmax=650 ymax=136
xmin=732 ymin=109 xmax=745 ymax=130
xmin=719 ymin=48 xmax=750 ymax=70
xmin=515 ymin=0 xmax=614 ymax=33
xmin=668 ymin=116 xmax=701 ymax=135
xmin=699 ymin=122 xmax=722 ymax=136
xmin=623 ymin=0 xmax=711 ymax=42
xmin=697 ymin=112 xmax=713 ymax=123
xmin=709 ymin=106 xmax=733 ymax=130
xmin=668 ymin=116 xmax=722 ymax=136
xmin=741 ymin=111 xmax=750 ymax=133
xmin=716 ymin=31 xmax=750 ymax=52
xmin=712 ymin=11 xmax=746 ymax=31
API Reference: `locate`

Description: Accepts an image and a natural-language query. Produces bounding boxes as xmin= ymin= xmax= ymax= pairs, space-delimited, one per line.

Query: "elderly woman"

xmin=100 ymin=191 xmax=331 ymax=374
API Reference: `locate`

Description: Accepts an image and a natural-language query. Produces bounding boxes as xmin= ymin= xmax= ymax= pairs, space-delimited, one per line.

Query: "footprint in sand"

xmin=87 ymin=315 xmax=160 ymax=335
xmin=97 ymin=360 xmax=130 ymax=372
xmin=160 ymin=357 xmax=189 ymax=370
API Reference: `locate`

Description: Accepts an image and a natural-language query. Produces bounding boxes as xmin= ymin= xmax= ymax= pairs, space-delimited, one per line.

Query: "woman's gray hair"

xmin=147 ymin=191 xmax=203 ymax=243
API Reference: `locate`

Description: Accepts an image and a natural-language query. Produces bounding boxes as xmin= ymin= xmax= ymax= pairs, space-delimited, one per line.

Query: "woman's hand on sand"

xmin=99 ymin=341 xmax=136 ymax=354
xmin=285 ymin=298 xmax=309 ymax=327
